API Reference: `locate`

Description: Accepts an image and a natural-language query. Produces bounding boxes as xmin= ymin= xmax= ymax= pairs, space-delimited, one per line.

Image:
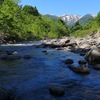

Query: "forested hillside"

xmin=78 ymin=14 xmax=94 ymax=25
xmin=71 ymin=12 xmax=100 ymax=37
xmin=0 ymin=0 xmax=69 ymax=42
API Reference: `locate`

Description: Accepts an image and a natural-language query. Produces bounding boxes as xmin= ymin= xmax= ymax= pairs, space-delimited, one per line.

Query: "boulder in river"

xmin=78 ymin=60 xmax=87 ymax=65
xmin=85 ymin=47 xmax=100 ymax=64
xmin=68 ymin=65 xmax=90 ymax=74
xmin=65 ymin=59 xmax=74 ymax=65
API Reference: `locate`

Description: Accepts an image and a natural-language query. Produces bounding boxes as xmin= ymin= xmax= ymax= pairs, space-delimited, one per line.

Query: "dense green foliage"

xmin=22 ymin=5 xmax=39 ymax=16
xmin=71 ymin=12 xmax=100 ymax=37
xmin=44 ymin=14 xmax=58 ymax=21
xmin=0 ymin=0 xmax=69 ymax=42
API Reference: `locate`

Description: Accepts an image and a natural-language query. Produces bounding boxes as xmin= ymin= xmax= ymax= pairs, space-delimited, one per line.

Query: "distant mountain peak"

xmin=90 ymin=14 xmax=97 ymax=17
xmin=60 ymin=14 xmax=81 ymax=26
xmin=61 ymin=14 xmax=81 ymax=16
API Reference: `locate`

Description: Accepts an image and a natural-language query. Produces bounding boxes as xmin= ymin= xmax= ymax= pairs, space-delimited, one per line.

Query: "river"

xmin=0 ymin=41 xmax=100 ymax=100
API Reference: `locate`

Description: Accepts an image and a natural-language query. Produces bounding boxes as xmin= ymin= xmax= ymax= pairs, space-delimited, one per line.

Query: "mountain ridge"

xmin=45 ymin=14 xmax=96 ymax=26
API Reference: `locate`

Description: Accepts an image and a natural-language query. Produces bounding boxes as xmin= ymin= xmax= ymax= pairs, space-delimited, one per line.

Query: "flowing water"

xmin=0 ymin=42 xmax=100 ymax=100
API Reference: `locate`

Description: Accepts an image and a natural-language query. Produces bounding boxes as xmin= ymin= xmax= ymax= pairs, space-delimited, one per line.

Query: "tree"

xmin=0 ymin=0 xmax=22 ymax=39
xmin=22 ymin=5 xmax=39 ymax=16
xmin=71 ymin=21 xmax=82 ymax=32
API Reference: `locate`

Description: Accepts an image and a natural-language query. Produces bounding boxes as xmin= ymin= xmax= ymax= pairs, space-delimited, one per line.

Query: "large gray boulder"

xmin=85 ymin=47 xmax=100 ymax=64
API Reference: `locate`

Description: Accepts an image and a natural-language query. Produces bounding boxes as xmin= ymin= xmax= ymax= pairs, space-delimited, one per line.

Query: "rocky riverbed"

xmin=0 ymin=33 xmax=100 ymax=100
xmin=35 ymin=32 xmax=100 ymax=53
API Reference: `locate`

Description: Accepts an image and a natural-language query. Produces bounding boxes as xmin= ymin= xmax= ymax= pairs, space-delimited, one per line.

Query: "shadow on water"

xmin=0 ymin=43 xmax=100 ymax=100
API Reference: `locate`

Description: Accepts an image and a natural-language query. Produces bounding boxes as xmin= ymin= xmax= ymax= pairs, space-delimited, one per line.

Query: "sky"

xmin=20 ymin=0 xmax=100 ymax=16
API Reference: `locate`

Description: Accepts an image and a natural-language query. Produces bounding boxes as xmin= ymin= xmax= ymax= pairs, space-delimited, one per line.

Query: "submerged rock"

xmin=0 ymin=53 xmax=20 ymax=60
xmin=24 ymin=55 xmax=32 ymax=59
xmin=78 ymin=60 xmax=87 ymax=65
xmin=48 ymin=85 xmax=65 ymax=96
xmin=0 ymin=49 xmax=4 ymax=52
xmin=0 ymin=87 xmax=8 ymax=100
xmin=80 ymin=52 xmax=86 ymax=56
xmin=42 ymin=50 xmax=47 ymax=52
xmin=65 ymin=59 xmax=74 ymax=65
